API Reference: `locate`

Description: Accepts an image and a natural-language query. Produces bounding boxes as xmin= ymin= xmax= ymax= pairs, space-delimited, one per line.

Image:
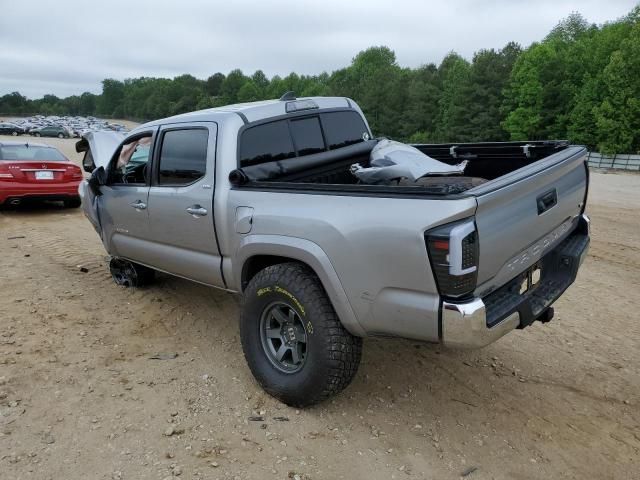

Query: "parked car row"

xmin=0 ymin=115 xmax=129 ymax=138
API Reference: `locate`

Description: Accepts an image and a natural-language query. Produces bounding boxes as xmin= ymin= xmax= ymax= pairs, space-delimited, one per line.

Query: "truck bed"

xmin=232 ymin=138 xmax=589 ymax=300
xmin=231 ymin=140 xmax=574 ymax=195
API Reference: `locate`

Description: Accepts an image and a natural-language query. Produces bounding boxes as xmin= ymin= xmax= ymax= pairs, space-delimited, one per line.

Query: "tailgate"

xmin=472 ymin=146 xmax=588 ymax=296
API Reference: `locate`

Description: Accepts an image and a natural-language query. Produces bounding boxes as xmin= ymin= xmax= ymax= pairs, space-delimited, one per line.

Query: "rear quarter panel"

xmin=224 ymin=188 xmax=477 ymax=341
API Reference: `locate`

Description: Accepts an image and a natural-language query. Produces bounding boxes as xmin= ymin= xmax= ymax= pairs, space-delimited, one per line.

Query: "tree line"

xmin=1 ymin=7 xmax=638 ymax=154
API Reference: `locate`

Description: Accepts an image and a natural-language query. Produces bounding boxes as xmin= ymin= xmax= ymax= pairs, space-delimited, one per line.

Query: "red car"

xmin=0 ymin=141 xmax=83 ymax=207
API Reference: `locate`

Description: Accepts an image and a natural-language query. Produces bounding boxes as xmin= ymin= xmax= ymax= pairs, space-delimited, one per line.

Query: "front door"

xmin=145 ymin=122 xmax=223 ymax=287
xmin=98 ymin=130 xmax=156 ymax=265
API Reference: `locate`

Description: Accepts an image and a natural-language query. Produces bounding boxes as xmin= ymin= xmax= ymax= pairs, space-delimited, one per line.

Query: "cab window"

xmin=239 ymin=120 xmax=295 ymax=167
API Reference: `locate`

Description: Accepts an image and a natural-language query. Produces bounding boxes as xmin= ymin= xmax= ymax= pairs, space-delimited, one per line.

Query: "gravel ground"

xmin=1 ymin=135 xmax=639 ymax=479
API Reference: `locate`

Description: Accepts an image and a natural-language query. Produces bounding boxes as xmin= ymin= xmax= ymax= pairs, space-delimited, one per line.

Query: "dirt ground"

xmin=1 ymin=135 xmax=638 ymax=480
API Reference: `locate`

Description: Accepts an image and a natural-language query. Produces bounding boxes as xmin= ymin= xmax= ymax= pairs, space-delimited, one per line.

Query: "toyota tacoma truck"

xmin=76 ymin=95 xmax=590 ymax=407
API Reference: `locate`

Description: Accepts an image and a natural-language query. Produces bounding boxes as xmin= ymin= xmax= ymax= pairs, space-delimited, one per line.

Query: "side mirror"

xmin=82 ymin=150 xmax=95 ymax=173
xmin=88 ymin=166 xmax=106 ymax=196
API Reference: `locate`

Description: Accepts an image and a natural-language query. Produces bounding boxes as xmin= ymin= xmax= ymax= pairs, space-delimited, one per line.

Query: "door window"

xmin=157 ymin=129 xmax=209 ymax=185
xmin=108 ymin=135 xmax=152 ymax=185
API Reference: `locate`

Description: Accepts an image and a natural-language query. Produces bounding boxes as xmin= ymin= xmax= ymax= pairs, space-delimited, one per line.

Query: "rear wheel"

xmin=57 ymin=133 xmax=64 ymax=138
xmin=240 ymin=262 xmax=362 ymax=407
xmin=109 ymin=258 xmax=155 ymax=287
xmin=11 ymin=131 xmax=18 ymax=136
xmin=34 ymin=132 xmax=41 ymax=137
xmin=63 ymin=196 xmax=82 ymax=208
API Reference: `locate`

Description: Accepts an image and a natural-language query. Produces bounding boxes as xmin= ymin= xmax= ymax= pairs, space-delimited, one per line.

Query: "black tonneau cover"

xmin=229 ymin=140 xmax=377 ymax=185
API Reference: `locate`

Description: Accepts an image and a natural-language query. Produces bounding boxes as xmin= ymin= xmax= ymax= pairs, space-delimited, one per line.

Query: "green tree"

xmin=237 ymin=81 xmax=260 ymax=102
xmin=594 ymin=21 xmax=640 ymax=153
xmin=434 ymin=52 xmax=471 ymax=141
xmin=331 ymin=46 xmax=406 ymax=137
xmin=219 ymin=69 xmax=248 ymax=104
xmin=454 ymin=43 xmax=521 ymax=141
xmin=205 ymin=73 xmax=225 ymax=96
xmin=97 ymin=79 xmax=125 ymax=116
xmin=568 ymin=19 xmax=635 ymax=147
xmin=0 ymin=92 xmax=29 ymax=114
xmin=400 ymin=63 xmax=440 ymax=141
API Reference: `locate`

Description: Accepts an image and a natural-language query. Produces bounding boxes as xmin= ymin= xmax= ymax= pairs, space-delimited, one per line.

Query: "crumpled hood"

xmin=75 ymin=131 xmax=126 ymax=170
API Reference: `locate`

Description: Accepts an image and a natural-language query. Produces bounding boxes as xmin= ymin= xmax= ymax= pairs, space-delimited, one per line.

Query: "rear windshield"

xmin=0 ymin=145 xmax=67 ymax=161
xmin=239 ymin=109 xmax=369 ymax=167
xmin=321 ymin=111 xmax=368 ymax=150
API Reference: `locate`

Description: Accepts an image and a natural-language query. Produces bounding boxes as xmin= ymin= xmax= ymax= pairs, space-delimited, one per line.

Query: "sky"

xmin=1 ymin=0 xmax=637 ymax=99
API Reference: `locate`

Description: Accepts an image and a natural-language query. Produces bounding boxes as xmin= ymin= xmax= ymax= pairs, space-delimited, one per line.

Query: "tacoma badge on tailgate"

xmin=506 ymin=219 xmax=572 ymax=272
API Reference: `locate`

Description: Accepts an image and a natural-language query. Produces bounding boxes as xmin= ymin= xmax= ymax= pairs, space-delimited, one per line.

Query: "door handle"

xmin=186 ymin=205 xmax=208 ymax=217
xmin=537 ymin=189 xmax=557 ymax=215
xmin=130 ymin=200 xmax=147 ymax=210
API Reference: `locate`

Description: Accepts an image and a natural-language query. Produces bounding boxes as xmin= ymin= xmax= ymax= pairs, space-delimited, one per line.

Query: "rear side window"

xmin=321 ymin=111 xmax=369 ymax=150
xmin=290 ymin=117 xmax=325 ymax=156
xmin=240 ymin=120 xmax=295 ymax=167
xmin=158 ymin=129 xmax=209 ymax=185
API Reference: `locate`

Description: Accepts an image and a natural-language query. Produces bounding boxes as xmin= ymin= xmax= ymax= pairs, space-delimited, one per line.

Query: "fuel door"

xmin=235 ymin=206 xmax=254 ymax=234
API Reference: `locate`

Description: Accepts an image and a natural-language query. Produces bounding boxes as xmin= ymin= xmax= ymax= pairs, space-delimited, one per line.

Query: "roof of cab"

xmin=133 ymin=96 xmax=353 ymax=132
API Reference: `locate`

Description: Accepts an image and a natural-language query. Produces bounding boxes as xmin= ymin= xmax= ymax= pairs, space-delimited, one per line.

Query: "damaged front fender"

xmin=76 ymin=131 xmax=125 ymax=239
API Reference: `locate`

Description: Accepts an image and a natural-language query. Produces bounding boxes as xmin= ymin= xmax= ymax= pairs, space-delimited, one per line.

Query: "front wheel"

xmin=109 ymin=257 xmax=155 ymax=287
xmin=57 ymin=133 xmax=64 ymax=138
xmin=240 ymin=262 xmax=362 ymax=407
xmin=11 ymin=131 xmax=18 ymax=136
xmin=34 ymin=132 xmax=41 ymax=137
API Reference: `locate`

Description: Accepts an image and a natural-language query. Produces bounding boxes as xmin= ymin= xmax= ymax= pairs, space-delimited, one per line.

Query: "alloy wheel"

xmin=259 ymin=301 xmax=308 ymax=373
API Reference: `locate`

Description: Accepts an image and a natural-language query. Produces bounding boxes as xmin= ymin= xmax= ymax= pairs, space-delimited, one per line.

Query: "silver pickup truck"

xmin=77 ymin=95 xmax=590 ymax=406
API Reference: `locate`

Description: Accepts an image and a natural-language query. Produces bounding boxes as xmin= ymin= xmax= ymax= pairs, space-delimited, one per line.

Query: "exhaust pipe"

xmin=9 ymin=199 xmax=21 ymax=206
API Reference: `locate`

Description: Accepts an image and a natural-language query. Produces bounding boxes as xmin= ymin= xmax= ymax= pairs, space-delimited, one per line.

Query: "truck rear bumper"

xmin=442 ymin=298 xmax=521 ymax=348
xmin=442 ymin=214 xmax=590 ymax=348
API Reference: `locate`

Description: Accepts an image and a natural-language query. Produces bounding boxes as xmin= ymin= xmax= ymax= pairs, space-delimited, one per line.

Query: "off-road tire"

xmin=240 ymin=262 xmax=362 ymax=407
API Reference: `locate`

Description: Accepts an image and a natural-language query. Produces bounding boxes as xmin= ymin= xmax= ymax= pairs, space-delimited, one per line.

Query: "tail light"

xmin=67 ymin=165 xmax=84 ymax=180
xmin=0 ymin=166 xmax=15 ymax=180
xmin=425 ymin=219 xmax=479 ymax=299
